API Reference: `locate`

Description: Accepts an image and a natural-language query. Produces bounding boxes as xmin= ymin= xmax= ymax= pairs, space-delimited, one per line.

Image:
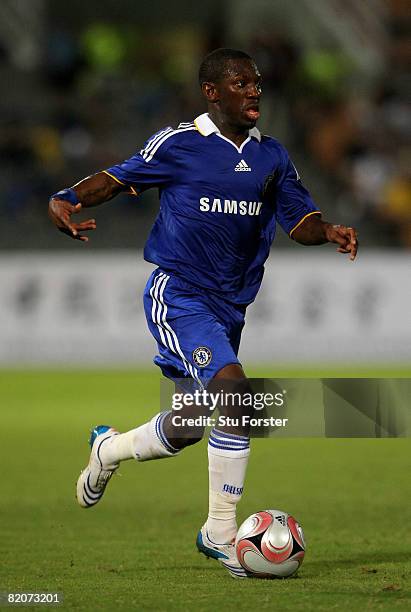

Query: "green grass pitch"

xmin=1 ymin=369 xmax=410 ymax=611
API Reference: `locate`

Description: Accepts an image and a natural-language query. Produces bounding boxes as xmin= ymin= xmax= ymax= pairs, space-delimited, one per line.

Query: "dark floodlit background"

xmin=0 ymin=0 xmax=410 ymax=366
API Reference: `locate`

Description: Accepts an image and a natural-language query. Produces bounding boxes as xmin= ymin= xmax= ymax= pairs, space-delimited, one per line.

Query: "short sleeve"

xmin=275 ymin=148 xmax=321 ymax=237
xmin=103 ymin=127 xmax=175 ymax=196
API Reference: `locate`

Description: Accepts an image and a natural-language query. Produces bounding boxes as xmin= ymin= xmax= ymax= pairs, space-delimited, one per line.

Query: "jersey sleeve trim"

xmin=143 ymin=126 xmax=197 ymax=162
xmin=103 ymin=170 xmax=125 ymax=185
xmin=102 ymin=170 xmax=139 ymax=196
xmin=289 ymin=210 xmax=322 ymax=238
xmin=140 ymin=127 xmax=173 ymax=160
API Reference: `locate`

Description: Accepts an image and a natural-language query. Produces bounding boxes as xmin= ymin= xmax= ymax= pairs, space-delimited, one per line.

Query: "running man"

xmin=48 ymin=48 xmax=358 ymax=578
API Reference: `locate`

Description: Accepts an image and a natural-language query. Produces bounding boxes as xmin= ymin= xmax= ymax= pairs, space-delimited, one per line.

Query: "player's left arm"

xmin=291 ymin=215 xmax=358 ymax=261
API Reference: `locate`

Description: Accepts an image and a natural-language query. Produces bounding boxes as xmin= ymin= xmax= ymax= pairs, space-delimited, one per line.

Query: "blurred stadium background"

xmin=0 ymin=0 xmax=410 ymax=366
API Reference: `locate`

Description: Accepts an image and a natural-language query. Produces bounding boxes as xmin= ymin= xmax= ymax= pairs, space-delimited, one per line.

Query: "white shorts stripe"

xmin=156 ymin=274 xmax=176 ymax=352
xmin=154 ymin=273 xmax=192 ymax=377
xmin=150 ymin=271 xmax=203 ymax=388
xmin=158 ymin=278 xmax=203 ymax=388
xmin=150 ymin=273 xmax=167 ymax=346
xmin=156 ymin=274 xmax=197 ymax=381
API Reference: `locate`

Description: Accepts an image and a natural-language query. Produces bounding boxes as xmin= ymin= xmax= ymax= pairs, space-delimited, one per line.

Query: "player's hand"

xmin=325 ymin=224 xmax=358 ymax=261
xmin=48 ymin=199 xmax=96 ymax=242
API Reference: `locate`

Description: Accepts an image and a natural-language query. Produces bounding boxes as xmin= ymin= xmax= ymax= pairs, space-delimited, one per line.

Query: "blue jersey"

xmin=105 ymin=113 xmax=320 ymax=304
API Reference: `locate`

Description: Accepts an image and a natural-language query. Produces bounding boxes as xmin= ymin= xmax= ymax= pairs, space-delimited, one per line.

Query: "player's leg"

xmin=76 ymin=269 xmax=216 ymax=508
xmin=76 ymin=398 xmax=208 ymax=508
xmin=203 ymin=363 xmax=252 ymax=542
xmin=75 ymin=412 xmax=179 ymax=508
xmin=195 ymin=363 xmax=255 ymax=578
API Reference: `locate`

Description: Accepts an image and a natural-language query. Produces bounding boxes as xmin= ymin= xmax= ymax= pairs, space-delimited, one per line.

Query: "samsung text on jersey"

xmin=199 ymin=197 xmax=263 ymax=216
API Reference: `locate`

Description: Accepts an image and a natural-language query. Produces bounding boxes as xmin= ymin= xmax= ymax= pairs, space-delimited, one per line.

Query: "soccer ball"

xmin=235 ymin=509 xmax=305 ymax=578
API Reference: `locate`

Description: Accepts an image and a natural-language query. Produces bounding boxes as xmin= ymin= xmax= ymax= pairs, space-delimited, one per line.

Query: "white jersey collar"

xmin=194 ymin=112 xmax=261 ymax=142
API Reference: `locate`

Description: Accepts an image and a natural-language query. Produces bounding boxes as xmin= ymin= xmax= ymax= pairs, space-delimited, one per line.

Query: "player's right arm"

xmin=48 ymin=171 xmax=123 ymax=242
xmin=49 ymin=126 xmax=177 ymax=241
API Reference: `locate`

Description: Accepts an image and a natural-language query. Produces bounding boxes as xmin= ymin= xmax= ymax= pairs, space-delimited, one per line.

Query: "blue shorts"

xmin=143 ymin=269 xmax=247 ymax=387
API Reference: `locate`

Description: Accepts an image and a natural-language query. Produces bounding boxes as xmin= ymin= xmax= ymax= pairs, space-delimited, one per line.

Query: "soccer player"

xmin=48 ymin=48 xmax=358 ymax=578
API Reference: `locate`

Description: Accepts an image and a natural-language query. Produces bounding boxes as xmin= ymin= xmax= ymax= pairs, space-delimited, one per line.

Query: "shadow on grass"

xmin=94 ymin=551 xmax=410 ymax=582
xmin=306 ymin=550 xmax=410 ymax=571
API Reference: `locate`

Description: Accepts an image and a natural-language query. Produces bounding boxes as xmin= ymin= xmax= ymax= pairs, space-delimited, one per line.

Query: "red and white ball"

xmin=235 ymin=509 xmax=306 ymax=578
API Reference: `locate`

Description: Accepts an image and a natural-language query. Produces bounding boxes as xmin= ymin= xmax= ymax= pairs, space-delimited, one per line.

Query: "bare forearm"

xmin=292 ymin=214 xmax=358 ymax=260
xmin=71 ymin=172 xmax=123 ymax=207
xmin=291 ymin=215 xmax=330 ymax=245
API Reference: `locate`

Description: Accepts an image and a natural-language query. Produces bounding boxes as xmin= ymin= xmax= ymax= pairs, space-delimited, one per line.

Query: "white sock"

xmin=102 ymin=411 xmax=179 ymax=464
xmin=206 ymin=428 xmax=250 ymax=544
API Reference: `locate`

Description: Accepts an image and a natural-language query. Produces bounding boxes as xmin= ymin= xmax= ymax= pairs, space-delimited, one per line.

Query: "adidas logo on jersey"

xmin=234 ymin=159 xmax=251 ymax=172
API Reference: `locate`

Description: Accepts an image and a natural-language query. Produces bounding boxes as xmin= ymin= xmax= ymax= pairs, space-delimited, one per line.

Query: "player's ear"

xmin=202 ymin=81 xmax=219 ymax=102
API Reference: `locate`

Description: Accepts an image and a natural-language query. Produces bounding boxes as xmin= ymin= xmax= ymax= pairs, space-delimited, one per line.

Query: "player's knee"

xmin=209 ymin=372 xmax=255 ymax=437
xmin=167 ymin=432 xmax=204 ymax=450
xmin=163 ymin=412 xmax=205 ymax=449
xmin=180 ymin=434 xmax=203 ymax=448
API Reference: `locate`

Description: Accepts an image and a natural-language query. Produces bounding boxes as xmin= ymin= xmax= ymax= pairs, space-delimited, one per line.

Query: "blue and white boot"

xmin=76 ymin=425 xmax=119 ymax=508
xmin=196 ymin=525 xmax=250 ymax=579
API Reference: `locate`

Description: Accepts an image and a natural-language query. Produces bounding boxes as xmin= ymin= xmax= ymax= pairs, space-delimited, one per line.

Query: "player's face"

xmin=216 ymin=60 xmax=262 ymax=129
